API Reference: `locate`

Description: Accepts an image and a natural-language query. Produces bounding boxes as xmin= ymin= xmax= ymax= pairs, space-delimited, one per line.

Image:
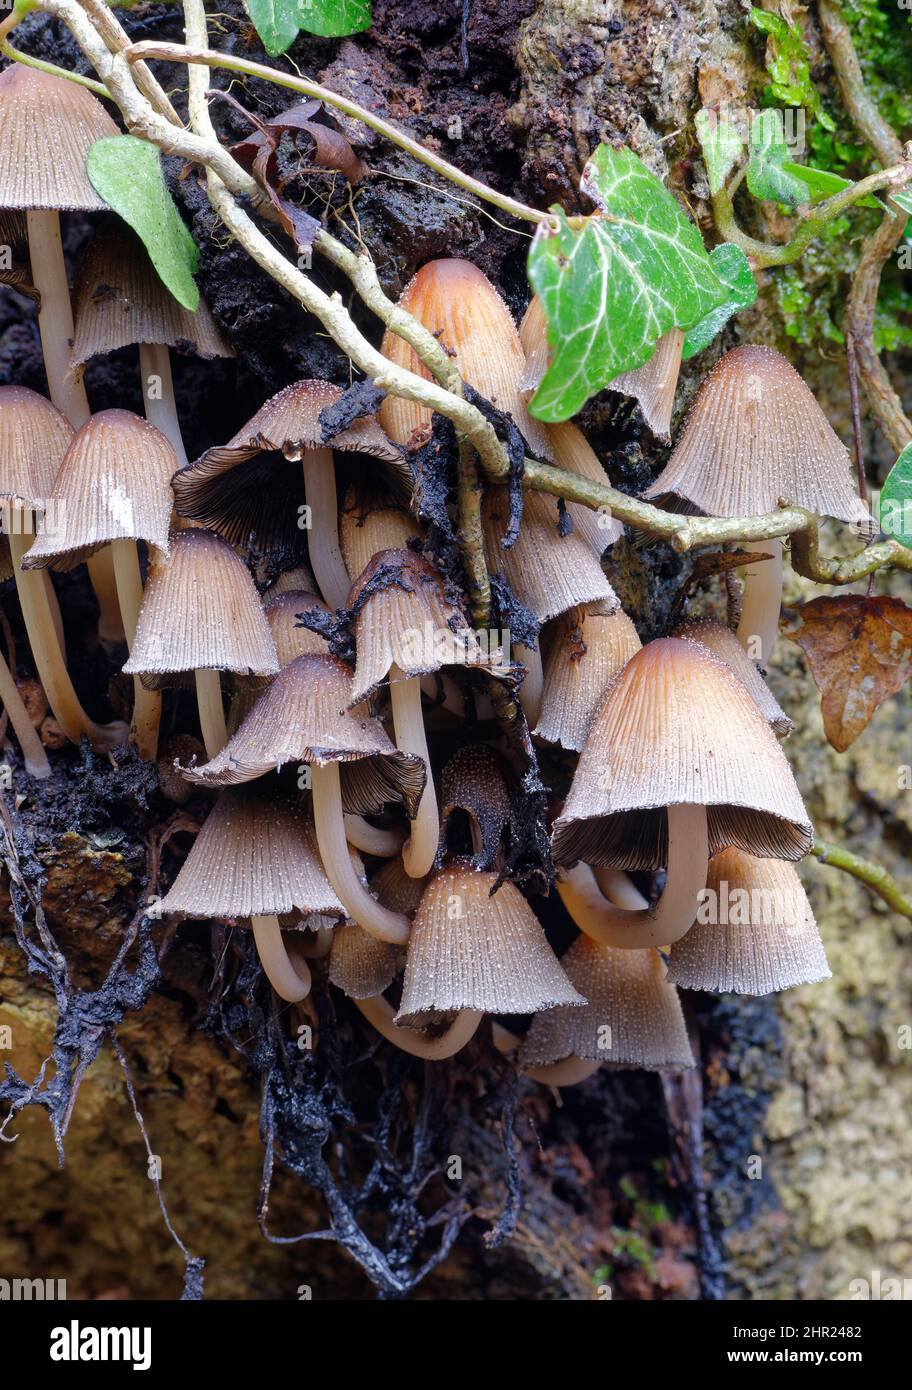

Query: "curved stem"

xmin=591 ymin=867 xmax=650 ymax=911
xmin=354 ymin=994 xmax=482 ymax=1059
xmin=311 ymin=759 xmax=411 ymax=945
xmin=138 ymin=342 xmax=189 ymax=468
xmin=302 ymin=449 xmax=349 ymax=611
xmin=0 ymin=37 xmax=110 ymax=96
xmin=523 ymin=1056 xmax=601 ymax=1087
xmin=515 ymin=641 xmax=543 ymax=726
xmin=194 ymin=667 xmax=227 ymax=760
xmin=0 ymin=644 xmax=50 ymax=778
xmin=389 ymin=664 xmax=438 ymax=879
xmin=555 ymin=804 xmax=709 ymax=950
xmin=736 ymin=538 xmax=783 ymax=668
xmin=343 ymin=814 xmax=405 ymax=857
xmin=110 ymin=538 xmax=161 ymax=760
xmin=250 ymin=914 xmax=311 ymax=1003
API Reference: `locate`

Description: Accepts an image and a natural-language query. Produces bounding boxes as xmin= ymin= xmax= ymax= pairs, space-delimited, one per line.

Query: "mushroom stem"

xmin=194 ymin=667 xmax=228 ymax=760
xmin=389 ymin=663 xmax=438 ymax=878
xmin=592 ymin=867 xmax=650 ymax=911
xmin=311 ymin=759 xmax=411 ymax=945
xmin=556 ymin=804 xmax=709 ymax=949
xmin=250 ymin=914 xmax=312 ymax=1002
xmin=354 ymin=994 xmax=482 ymax=1059
xmin=25 ymin=209 xmax=124 ymax=646
xmin=302 ymin=447 xmax=349 ymax=611
xmin=8 ymin=521 xmax=127 ymax=751
xmin=343 ymin=813 xmax=405 ymax=857
xmin=523 ymin=1056 xmax=601 ymax=1087
xmin=515 ymin=641 xmax=543 ymax=724
xmin=138 ymin=342 xmax=189 ymax=468
xmin=110 ymin=537 xmax=161 ymax=761
xmin=0 ymin=645 xmax=51 ymax=778
xmin=736 ymin=538 xmax=783 ymax=668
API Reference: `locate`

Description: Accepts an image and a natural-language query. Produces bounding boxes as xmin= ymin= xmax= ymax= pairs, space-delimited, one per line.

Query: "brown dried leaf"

xmin=790 ymin=594 xmax=912 ymax=752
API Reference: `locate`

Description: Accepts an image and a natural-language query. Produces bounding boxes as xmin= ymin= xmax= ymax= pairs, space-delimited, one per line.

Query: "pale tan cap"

xmin=0 ymin=384 xmax=73 ymax=512
xmin=534 ymin=605 xmax=641 ymax=752
xmin=675 ymin=618 xmax=793 ymax=735
xmin=0 ymin=66 xmax=118 ymax=211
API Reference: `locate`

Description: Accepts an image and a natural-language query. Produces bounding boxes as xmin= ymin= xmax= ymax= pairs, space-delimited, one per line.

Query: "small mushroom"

xmin=674 ymin=617 xmax=793 ymax=736
xmin=534 ymin=604 xmax=641 ymax=752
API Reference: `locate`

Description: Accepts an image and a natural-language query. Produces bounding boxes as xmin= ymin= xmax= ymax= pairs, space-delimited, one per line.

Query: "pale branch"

xmin=811 ymin=838 xmax=912 ymax=922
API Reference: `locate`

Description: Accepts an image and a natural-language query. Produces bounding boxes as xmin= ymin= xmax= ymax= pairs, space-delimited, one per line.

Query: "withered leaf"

xmin=790 ymin=594 xmax=912 ymax=752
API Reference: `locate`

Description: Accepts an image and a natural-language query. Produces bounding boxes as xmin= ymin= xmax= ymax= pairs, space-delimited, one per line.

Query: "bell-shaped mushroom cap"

xmin=268 ymin=562 xmax=317 ymax=595
xmin=546 ymin=422 xmax=624 ymax=552
xmin=379 ymin=258 xmax=553 ymax=460
xmin=519 ymin=936 xmax=694 ymax=1072
xmin=609 ymin=328 xmax=684 ymax=441
xmin=534 ymin=605 xmax=641 ymax=752
xmin=71 ymin=223 xmax=232 ymax=367
xmin=518 ymin=293 xmax=549 ymax=395
xmin=123 ymin=529 xmax=279 ymax=687
xmin=551 ymin=637 xmax=813 ymax=871
xmin=482 ymin=487 xmax=618 ymax=624
xmin=395 ymin=862 xmax=584 ymax=1024
xmin=340 ymin=486 xmax=422 ymax=581
xmin=264 ymin=589 xmax=330 ymax=665
xmin=370 ymin=855 xmax=427 ymax=915
xmin=349 ymin=548 xmax=498 ymax=703
xmin=0 ymin=385 xmax=73 ymax=512
xmin=329 ymin=922 xmax=403 ymax=999
xmin=438 ymin=744 xmax=512 ymax=869
xmin=675 ymin=617 xmax=793 ymax=735
xmin=159 ymin=783 xmax=345 ymax=921
xmin=179 ymin=651 xmax=426 ymax=814
xmin=644 ymin=344 xmax=870 ymax=524
xmin=667 ymin=847 xmax=830 ymax=994
xmin=0 ymin=66 xmax=118 ymax=211
xmin=22 ymin=410 xmax=176 ymax=569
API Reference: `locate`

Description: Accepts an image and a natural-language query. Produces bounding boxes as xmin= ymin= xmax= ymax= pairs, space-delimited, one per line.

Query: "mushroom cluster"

xmin=0 ymin=92 xmax=846 ymax=1082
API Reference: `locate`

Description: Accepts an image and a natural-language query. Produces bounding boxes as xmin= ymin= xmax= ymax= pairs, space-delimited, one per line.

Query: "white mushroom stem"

xmin=194 ymin=667 xmax=228 ymax=760
xmin=250 ymin=914 xmax=312 ymax=1002
xmin=515 ymin=641 xmax=543 ymax=725
xmin=302 ymin=447 xmax=350 ymax=611
xmin=110 ymin=537 xmax=161 ymax=761
xmin=0 ymin=646 xmax=50 ymax=778
xmin=354 ymin=994 xmax=482 ymax=1059
xmin=592 ymin=867 xmax=650 ymax=911
xmin=138 ymin=342 xmax=189 ymax=468
xmin=8 ymin=522 xmax=127 ymax=751
xmin=311 ymin=759 xmax=412 ymax=945
xmin=344 ymin=813 xmax=405 ymax=857
xmin=389 ymin=662 xmax=438 ymax=878
xmin=556 ymin=803 xmax=709 ymax=950
xmin=25 ymin=209 xmax=124 ymax=646
xmin=736 ymin=538 xmax=783 ymax=669
xmin=523 ymin=1056 xmax=601 ymax=1087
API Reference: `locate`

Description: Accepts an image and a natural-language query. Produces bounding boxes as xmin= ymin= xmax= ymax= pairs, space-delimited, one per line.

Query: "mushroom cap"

xmin=268 ymin=562 xmax=317 ymax=595
xmin=675 ymin=617 xmax=793 ymax=735
xmin=546 ymin=421 xmax=624 ymax=551
xmin=263 ymin=589 xmax=330 ymax=665
xmin=519 ymin=936 xmax=695 ymax=1072
xmin=0 ymin=66 xmax=118 ymax=211
xmin=71 ymin=222 xmax=232 ymax=366
xmin=0 ymin=385 xmax=73 ymax=512
xmin=178 ymin=651 xmax=426 ymax=815
xmin=534 ymin=605 xmax=641 ymax=752
xmin=159 ymin=783 xmax=345 ymax=920
xmin=379 ymin=258 xmax=554 ymax=461
xmin=609 ymin=328 xmax=684 ymax=441
xmin=643 ymin=343 xmax=871 ymax=524
xmin=482 ymin=487 xmax=618 ymax=624
xmin=123 ymin=529 xmax=280 ymax=686
xmin=518 ymin=293 xmax=549 ymax=395
xmin=340 ymin=487 xmax=422 ymax=582
xmin=22 ymin=409 xmax=176 ymax=569
xmin=666 ymin=847 xmax=831 ymax=994
xmin=438 ymin=744 xmax=512 ymax=868
xmin=551 ymin=637 xmax=813 ymax=871
xmin=0 ymin=210 xmax=34 ymax=297
xmin=370 ymin=855 xmax=427 ymax=916
xmin=395 ymin=862 xmax=584 ymax=1023
xmin=328 ymin=921 xmax=403 ymax=999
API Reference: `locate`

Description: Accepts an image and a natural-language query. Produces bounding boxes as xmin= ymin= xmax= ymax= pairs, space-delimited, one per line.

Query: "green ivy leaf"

xmin=880 ymin=442 xmax=912 ymax=550
xmin=891 ymin=189 xmax=912 ymax=216
xmin=749 ymin=6 xmax=835 ymax=132
xmin=780 ymin=161 xmax=883 ymax=210
xmin=681 ymin=244 xmax=757 ymax=360
xmin=746 ymin=110 xmax=810 ymax=208
xmin=695 ymin=109 xmax=744 ymax=196
xmin=244 ymin=0 xmax=370 ymax=54
xmin=245 ymin=0 xmax=302 ymax=54
xmin=527 ymin=145 xmax=729 ymax=423
xmin=86 ymin=135 xmax=199 ymax=311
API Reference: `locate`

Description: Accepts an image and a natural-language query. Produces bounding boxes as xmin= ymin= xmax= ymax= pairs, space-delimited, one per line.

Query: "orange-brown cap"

xmin=379 ymin=258 xmax=553 ymax=460
xmin=518 ymin=294 xmax=549 ymax=396
xmin=0 ymin=385 xmax=73 ymax=513
xmin=395 ymin=862 xmax=584 ymax=1023
xmin=534 ymin=605 xmax=641 ymax=752
xmin=179 ymin=651 xmax=426 ymax=815
xmin=263 ymin=589 xmax=330 ymax=665
xmin=546 ymin=422 xmax=623 ymax=552
xmin=71 ymin=222 xmax=232 ymax=367
xmin=123 ymin=529 xmax=279 ymax=686
xmin=674 ymin=617 xmax=793 ymax=735
xmin=340 ymin=486 xmax=422 ymax=582
xmin=519 ymin=936 xmax=694 ymax=1071
xmin=329 ymin=922 xmax=403 ymax=999
xmin=667 ymin=847 xmax=830 ymax=994
xmin=609 ymin=328 xmax=684 ymax=441
xmin=0 ymin=66 xmax=118 ymax=211
xmin=22 ymin=409 xmax=176 ymax=568
xmin=551 ymin=637 xmax=812 ymax=870
xmin=644 ymin=344 xmax=870 ymax=523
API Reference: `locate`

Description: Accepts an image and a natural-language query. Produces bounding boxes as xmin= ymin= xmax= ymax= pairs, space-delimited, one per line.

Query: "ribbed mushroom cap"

xmin=349 ymin=548 xmax=496 ymax=703
xmin=159 ymin=783 xmax=344 ymax=920
xmin=396 ymin=862 xmax=584 ymax=1023
xmin=551 ymin=637 xmax=813 ymax=871
xmin=340 ymin=488 xmax=422 ymax=581
xmin=264 ymin=590 xmax=330 ymax=665
xmin=609 ymin=328 xmax=684 ymax=441
xmin=546 ymin=422 xmax=624 ymax=551
xmin=518 ymin=293 xmax=549 ymax=395
xmin=123 ymin=529 xmax=279 ymax=687
xmin=519 ymin=936 xmax=694 ymax=1072
xmin=370 ymin=855 xmax=427 ymax=915
xmin=438 ymin=745 xmax=512 ymax=869
xmin=22 ymin=410 xmax=176 ymax=569
xmin=675 ymin=618 xmax=793 ymax=735
xmin=379 ymin=258 xmax=553 ymax=460
xmin=329 ymin=922 xmax=403 ymax=998
xmin=0 ymin=66 xmax=118 ymax=211
xmin=667 ymin=847 xmax=830 ymax=994
xmin=71 ymin=223 xmax=232 ymax=366
xmin=482 ymin=487 xmax=618 ymax=624
xmin=0 ymin=385 xmax=73 ymax=512
xmin=534 ymin=605 xmax=641 ymax=752
xmin=644 ymin=344 xmax=870 ymax=524
xmin=178 ymin=651 xmax=426 ymax=815
xmin=268 ymin=562 xmax=317 ymax=595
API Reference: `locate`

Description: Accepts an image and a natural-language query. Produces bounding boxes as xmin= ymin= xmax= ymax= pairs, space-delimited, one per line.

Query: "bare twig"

xmin=811 ymin=838 xmax=912 ymax=922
